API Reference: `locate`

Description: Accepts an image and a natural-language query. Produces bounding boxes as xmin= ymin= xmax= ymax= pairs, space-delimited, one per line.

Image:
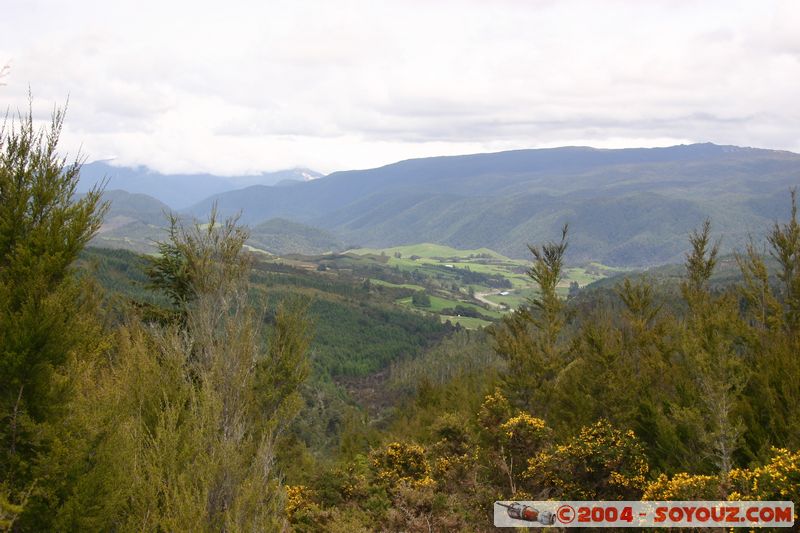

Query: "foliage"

xmin=0 ymin=102 xmax=107 ymax=528
xmin=389 ymin=330 xmax=500 ymax=397
xmin=643 ymin=473 xmax=721 ymax=500
xmin=729 ymin=448 xmax=800 ymax=503
xmin=411 ymin=290 xmax=430 ymax=307
xmin=371 ymin=442 xmax=433 ymax=488
xmin=680 ymin=220 xmax=747 ymax=474
xmin=491 ymin=224 xmax=569 ymax=414
xmin=53 ymin=214 xmax=311 ymax=530
xmin=0 ymin=485 xmax=24 ymax=530
xmin=248 ymin=217 xmax=343 ymax=255
xmin=524 ymin=420 xmax=650 ymax=500
xmin=0 ymin=103 xmax=106 ymax=420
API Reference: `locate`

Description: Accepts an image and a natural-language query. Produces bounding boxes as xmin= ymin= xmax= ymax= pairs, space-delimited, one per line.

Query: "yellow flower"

xmin=643 ymin=472 xmax=718 ymax=500
xmin=285 ymin=485 xmax=313 ymax=518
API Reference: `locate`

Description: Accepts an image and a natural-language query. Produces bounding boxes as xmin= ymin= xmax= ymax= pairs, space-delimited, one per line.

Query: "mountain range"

xmin=77 ymin=161 xmax=323 ymax=208
xmin=86 ymin=143 xmax=800 ymax=266
xmin=89 ymin=190 xmax=341 ymax=256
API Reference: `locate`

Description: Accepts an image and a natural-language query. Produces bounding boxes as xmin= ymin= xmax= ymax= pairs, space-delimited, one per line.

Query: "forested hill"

xmin=184 ymin=143 xmax=800 ymax=266
xmin=88 ymin=190 xmax=346 ymax=255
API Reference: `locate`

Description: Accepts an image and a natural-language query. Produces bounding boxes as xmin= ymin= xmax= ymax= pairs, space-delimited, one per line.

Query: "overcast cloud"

xmin=1 ymin=0 xmax=799 ymax=175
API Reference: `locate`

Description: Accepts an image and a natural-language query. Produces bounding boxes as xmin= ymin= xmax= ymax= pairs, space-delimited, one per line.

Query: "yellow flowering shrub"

xmin=729 ymin=448 xmax=800 ymax=503
xmin=477 ymin=395 xmax=552 ymax=495
xmin=477 ymin=388 xmax=512 ymax=440
xmin=371 ymin=442 xmax=433 ymax=488
xmin=500 ymin=413 xmax=550 ymax=453
xmin=285 ymin=484 xmax=313 ymax=519
xmin=643 ymin=473 xmax=720 ymax=500
xmin=524 ymin=419 xmax=649 ymax=499
xmin=432 ymin=451 xmax=475 ymax=481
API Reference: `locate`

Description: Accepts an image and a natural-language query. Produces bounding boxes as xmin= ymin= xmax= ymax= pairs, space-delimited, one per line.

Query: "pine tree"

xmin=737 ymin=191 xmax=800 ymax=455
xmin=681 ymin=220 xmax=747 ymax=475
xmin=492 ymin=224 xmax=569 ymax=416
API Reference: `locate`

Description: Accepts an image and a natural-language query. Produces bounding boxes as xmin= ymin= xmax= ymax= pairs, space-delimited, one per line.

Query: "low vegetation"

xmin=2 ymin=106 xmax=799 ymax=531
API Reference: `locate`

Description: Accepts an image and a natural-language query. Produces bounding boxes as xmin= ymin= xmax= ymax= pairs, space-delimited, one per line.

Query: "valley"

xmin=6 ymin=3 xmax=800 ymax=528
xmin=262 ymin=242 xmax=626 ymax=329
xmin=87 ymin=143 xmax=800 ymax=267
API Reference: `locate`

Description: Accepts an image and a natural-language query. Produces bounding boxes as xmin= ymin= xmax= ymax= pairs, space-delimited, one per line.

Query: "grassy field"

xmin=561 ymin=263 xmax=630 ymax=286
xmin=349 ymin=243 xmax=507 ymax=260
xmin=268 ymin=243 xmax=626 ymax=329
xmin=349 ymin=244 xmax=624 ymax=296
xmin=397 ymin=295 xmax=503 ymax=319
xmin=483 ymin=288 xmax=537 ymax=309
xmin=369 ymin=278 xmax=425 ymax=290
xmin=439 ymin=315 xmax=493 ymax=329
xmin=349 ymin=243 xmax=531 ymax=291
xmin=242 ymin=243 xmax=272 ymax=255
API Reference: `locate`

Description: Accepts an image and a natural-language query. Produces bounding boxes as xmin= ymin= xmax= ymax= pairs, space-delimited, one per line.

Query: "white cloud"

xmin=1 ymin=0 xmax=799 ymax=175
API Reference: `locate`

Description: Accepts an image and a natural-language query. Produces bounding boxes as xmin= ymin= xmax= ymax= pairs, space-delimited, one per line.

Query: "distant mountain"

xmin=78 ymin=161 xmax=323 ymax=209
xmin=90 ymin=190 xmax=175 ymax=253
xmin=247 ymin=218 xmax=343 ymax=256
xmin=184 ymin=143 xmax=800 ymax=266
xmin=88 ymin=191 xmax=342 ymax=257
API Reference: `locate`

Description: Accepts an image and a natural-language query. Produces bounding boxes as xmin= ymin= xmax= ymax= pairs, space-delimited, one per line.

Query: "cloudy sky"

xmin=2 ymin=0 xmax=799 ymax=175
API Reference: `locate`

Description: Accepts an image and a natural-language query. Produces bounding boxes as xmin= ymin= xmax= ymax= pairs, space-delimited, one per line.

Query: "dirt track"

xmin=474 ymin=291 xmax=504 ymax=309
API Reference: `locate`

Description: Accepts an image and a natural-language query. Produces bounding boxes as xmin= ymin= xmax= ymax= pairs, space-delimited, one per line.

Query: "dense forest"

xmin=2 ymin=109 xmax=800 ymax=531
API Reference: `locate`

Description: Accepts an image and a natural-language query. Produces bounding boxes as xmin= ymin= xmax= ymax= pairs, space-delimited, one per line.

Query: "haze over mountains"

xmin=89 ymin=143 xmax=800 ymax=266
xmin=78 ymin=161 xmax=323 ymax=208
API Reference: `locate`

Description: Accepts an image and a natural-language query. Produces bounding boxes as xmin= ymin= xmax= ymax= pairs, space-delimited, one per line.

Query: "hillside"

xmin=90 ymin=190 xmax=174 ymax=253
xmin=184 ymin=144 xmax=800 ymax=266
xmin=247 ymin=218 xmax=343 ymax=255
xmin=89 ymin=192 xmax=343 ymax=256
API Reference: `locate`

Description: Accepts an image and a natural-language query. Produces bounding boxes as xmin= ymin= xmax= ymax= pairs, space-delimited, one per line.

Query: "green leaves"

xmin=57 ymin=212 xmax=312 ymax=530
xmin=493 ymin=224 xmax=569 ymax=415
xmin=0 ymin=101 xmax=107 ymax=529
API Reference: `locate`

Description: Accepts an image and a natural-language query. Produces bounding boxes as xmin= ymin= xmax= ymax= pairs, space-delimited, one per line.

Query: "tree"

xmin=567 ymin=280 xmax=580 ymax=300
xmin=736 ymin=192 xmax=800 ymax=456
xmin=55 ymin=212 xmax=311 ymax=530
xmin=0 ymin=102 xmax=107 ymax=526
xmin=492 ymin=224 xmax=569 ymax=415
xmin=412 ymin=290 xmax=431 ymax=307
xmin=681 ymin=220 xmax=747 ymax=475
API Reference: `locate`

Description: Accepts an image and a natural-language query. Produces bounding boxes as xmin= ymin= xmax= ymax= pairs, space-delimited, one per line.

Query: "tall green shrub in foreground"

xmin=56 ymin=213 xmax=310 ymax=531
xmin=491 ymin=224 xmax=569 ymax=416
xmin=0 ymin=104 xmax=107 ymax=528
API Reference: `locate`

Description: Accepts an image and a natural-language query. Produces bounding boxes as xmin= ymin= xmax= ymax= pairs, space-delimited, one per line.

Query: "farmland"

xmin=343 ymin=243 xmax=627 ymax=327
xmin=252 ymin=243 xmax=626 ymax=330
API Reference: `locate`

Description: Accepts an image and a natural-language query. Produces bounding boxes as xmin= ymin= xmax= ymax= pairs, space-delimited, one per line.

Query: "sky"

xmin=1 ymin=0 xmax=799 ymax=176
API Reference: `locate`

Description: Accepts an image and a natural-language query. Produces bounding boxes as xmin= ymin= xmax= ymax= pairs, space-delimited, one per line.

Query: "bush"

xmin=412 ymin=291 xmax=431 ymax=307
xmin=524 ymin=420 xmax=649 ymax=499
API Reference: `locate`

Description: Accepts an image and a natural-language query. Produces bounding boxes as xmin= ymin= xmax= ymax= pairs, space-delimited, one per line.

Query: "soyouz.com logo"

xmin=493 ymin=501 xmax=796 ymax=528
